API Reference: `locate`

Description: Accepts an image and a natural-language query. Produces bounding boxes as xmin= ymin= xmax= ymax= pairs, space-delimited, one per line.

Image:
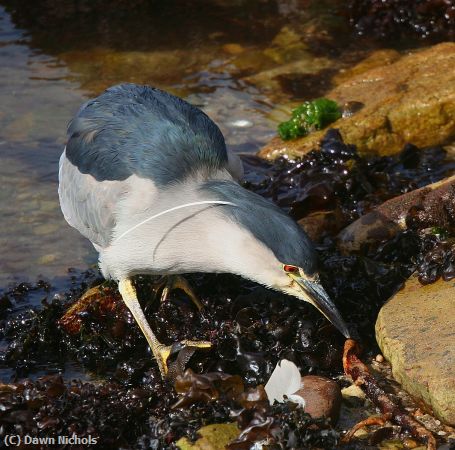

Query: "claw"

xmin=156 ymin=340 xmax=212 ymax=376
xmin=158 ymin=275 xmax=204 ymax=310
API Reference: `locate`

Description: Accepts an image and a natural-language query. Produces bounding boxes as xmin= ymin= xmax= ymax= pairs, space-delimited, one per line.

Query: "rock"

xmin=259 ymin=43 xmax=455 ymax=159
xmin=292 ymin=375 xmax=342 ymax=424
xmin=262 ymin=25 xmax=310 ymax=65
xmin=227 ymin=49 xmax=276 ymax=73
xmin=341 ymin=384 xmax=366 ymax=405
xmin=402 ymin=438 xmax=419 ymax=449
xmin=332 ymin=49 xmax=401 ymax=85
xmin=376 ymin=275 xmax=455 ymax=425
xmin=337 ymin=174 xmax=455 ymax=252
xmin=58 ymin=285 xmax=123 ymax=335
xmin=221 ymin=43 xmax=245 ymax=55
xmin=58 ymin=47 xmax=215 ymax=95
xmin=241 ymin=21 xmax=343 ymax=83
xmin=271 ymin=25 xmax=304 ymax=49
xmin=176 ymin=423 xmax=239 ymax=450
xmin=244 ymin=55 xmax=332 ymax=94
xmin=298 ymin=210 xmax=345 ymax=242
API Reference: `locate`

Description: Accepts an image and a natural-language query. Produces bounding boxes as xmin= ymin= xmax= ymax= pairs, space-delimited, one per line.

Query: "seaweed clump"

xmin=1 ymin=274 xmax=346 ymax=385
xmin=243 ymin=129 xmax=455 ymax=225
xmin=0 ymin=376 xmax=162 ymax=449
xmin=414 ymin=235 xmax=455 ymax=284
xmin=278 ymin=98 xmax=342 ymax=140
xmin=346 ymin=0 xmax=455 ymax=42
xmin=0 ymin=369 xmax=338 ymax=449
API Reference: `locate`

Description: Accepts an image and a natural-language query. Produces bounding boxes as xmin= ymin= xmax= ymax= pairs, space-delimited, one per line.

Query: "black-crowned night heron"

xmin=58 ymin=83 xmax=349 ymax=377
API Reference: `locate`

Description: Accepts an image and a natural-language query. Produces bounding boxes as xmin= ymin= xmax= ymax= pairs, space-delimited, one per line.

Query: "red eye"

xmin=283 ymin=265 xmax=299 ymax=273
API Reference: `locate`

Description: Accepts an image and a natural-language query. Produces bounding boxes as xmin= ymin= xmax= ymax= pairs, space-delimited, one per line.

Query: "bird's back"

xmin=65 ymin=83 xmax=230 ymax=185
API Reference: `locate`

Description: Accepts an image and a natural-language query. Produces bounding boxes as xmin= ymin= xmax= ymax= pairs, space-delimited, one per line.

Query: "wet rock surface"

xmin=292 ymin=375 xmax=342 ymax=424
xmin=347 ymin=0 xmax=455 ymax=42
xmin=259 ymin=43 xmax=455 ymax=159
xmin=376 ymin=276 xmax=455 ymax=426
xmin=337 ymin=175 xmax=455 ymax=252
xmin=176 ymin=423 xmax=239 ymax=449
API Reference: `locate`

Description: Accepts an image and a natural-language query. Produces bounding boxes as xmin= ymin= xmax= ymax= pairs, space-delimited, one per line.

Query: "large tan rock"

xmin=259 ymin=43 xmax=455 ymax=159
xmin=376 ymin=276 xmax=455 ymax=425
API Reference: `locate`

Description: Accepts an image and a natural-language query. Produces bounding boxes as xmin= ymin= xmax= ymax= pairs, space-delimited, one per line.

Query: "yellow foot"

xmin=158 ymin=275 xmax=204 ymax=311
xmin=119 ymin=277 xmax=210 ymax=379
xmin=156 ymin=340 xmax=212 ymax=377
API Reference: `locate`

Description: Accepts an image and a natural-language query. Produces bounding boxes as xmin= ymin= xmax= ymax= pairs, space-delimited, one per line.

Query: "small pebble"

xmin=229 ymin=119 xmax=253 ymax=128
xmin=222 ymin=43 xmax=245 ymax=55
xmin=292 ymin=375 xmax=342 ymax=423
xmin=403 ymin=437 xmax=418 ymax=448
xmin=353 ymin=427 xmax=369 ymax=438
xmin=341 ymin=384 xmax=365 ymax=400
xmin=39 ymin=254 xmax=57 ymax=264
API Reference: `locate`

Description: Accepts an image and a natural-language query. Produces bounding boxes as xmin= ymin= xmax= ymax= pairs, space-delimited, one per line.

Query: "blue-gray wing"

xmin=65 ymin=83 xmax=235 ymax=186
xmin=58 ymin=150 xmax=127 ymax=249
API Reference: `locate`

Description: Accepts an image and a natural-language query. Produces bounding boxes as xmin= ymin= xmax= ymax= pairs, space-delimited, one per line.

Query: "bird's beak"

xmin=289 ymin=274 xmax=350 ymax=338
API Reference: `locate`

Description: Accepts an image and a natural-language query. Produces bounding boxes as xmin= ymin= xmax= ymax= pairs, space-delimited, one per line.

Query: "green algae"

xmin=278 ymin=98 xmax=341 ymax=140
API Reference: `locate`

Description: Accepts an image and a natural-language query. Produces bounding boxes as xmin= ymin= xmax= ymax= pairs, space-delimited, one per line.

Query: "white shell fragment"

xmin=264 ymin=359 xmax=305 ymax=408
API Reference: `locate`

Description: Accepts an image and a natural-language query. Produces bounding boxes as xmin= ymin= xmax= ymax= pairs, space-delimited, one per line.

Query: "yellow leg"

xmin=118 ymin=278 xmax=210 ymax=377
xmin=159 ymin=275 xmax=203 ymax=310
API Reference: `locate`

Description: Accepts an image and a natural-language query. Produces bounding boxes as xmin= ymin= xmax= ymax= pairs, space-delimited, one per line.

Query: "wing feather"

xmin=65 ymin=84 xmax=230 ymax=186
xmin=58 ymin=150 xmax=126 ymax=248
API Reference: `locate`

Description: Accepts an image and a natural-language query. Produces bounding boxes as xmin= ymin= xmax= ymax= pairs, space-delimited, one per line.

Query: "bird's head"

xmin=272 ymin=263 xmax=350 ymax=338
xmin=201 ymin=180 xmax=350 ymax=339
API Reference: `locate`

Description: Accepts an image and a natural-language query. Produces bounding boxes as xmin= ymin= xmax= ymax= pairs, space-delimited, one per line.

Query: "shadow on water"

xmin=1 ymin=0 xmax=285 ymax=52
